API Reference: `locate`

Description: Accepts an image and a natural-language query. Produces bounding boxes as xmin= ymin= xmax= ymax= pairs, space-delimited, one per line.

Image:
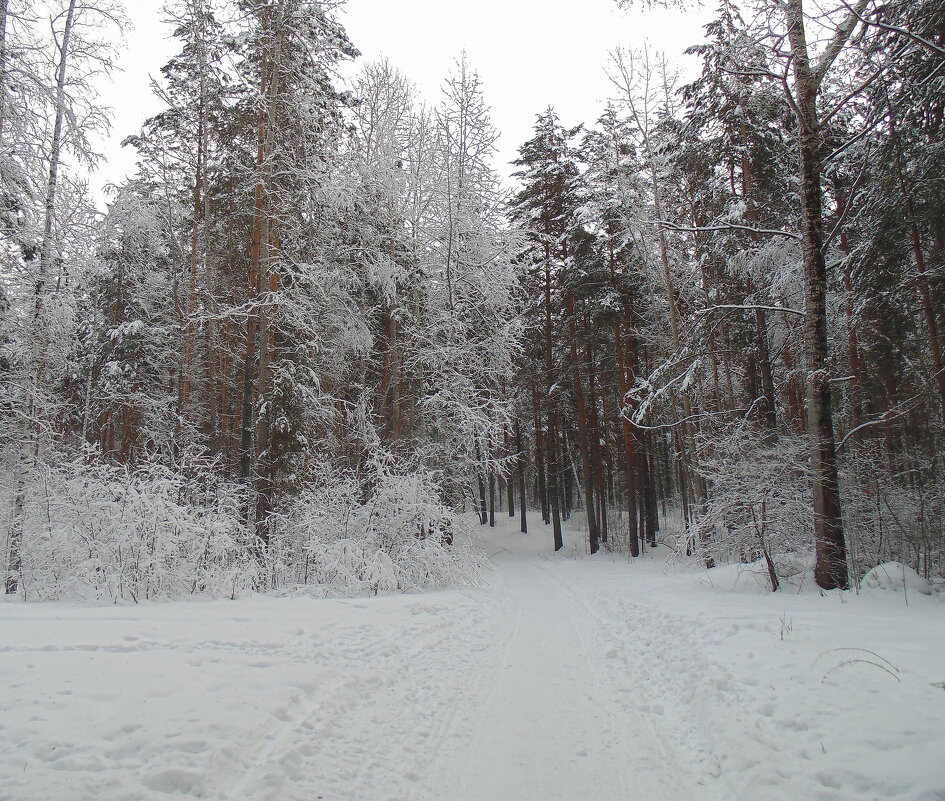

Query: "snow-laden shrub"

xmin=686 ymin=428 xmax=812 ymax=587
xmin=266 ymin=458 xmax=480 ymax=596
xmin=841 ymin=442 xmax=945 ymax=584
xmin=6 ymin=445 xmax=482 ymax=602
xmin=16 ymin=451 xmax=253 ymax=601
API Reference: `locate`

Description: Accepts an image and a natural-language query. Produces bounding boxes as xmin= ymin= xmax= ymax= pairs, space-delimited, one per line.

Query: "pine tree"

xmin=511 ymin=109 xmax=586 ymax=552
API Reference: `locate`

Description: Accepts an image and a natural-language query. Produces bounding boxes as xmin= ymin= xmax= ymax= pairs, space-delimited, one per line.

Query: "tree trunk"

xmin=181 ymin=5 xmax=208 ymax=417
xmin=741 ymin=123 xmax=778 ymax=434
xmin=5 ymin=0 xmax=77 ymax=594
xmin=589 ymin=354 xmax=608 ymax=545
xmin=251 ymin=15 xmax=285 ymax=552
xmin=908 ymin=224 xmax=945 ymax=425
xmin=488 ymin=442 xmax=496 ymax=528
xmin=516 ymin=419 xmax=528 ymax=533
xmin=532 ymin=384 xmax=549 ymax=524
xmin=543 ymin=251 xmax=563 ymax=550
xmin=614 ymin=305 xmax=640 ymax=556
xmin=642 ymin=441 xmax=659 ymax=547
xmin=505 ymin=424 xmax=515 ymax=518
xmin=779 ymin=307 xmax=806 ymax=434
xmin=786 ymin=0 xmax=848 ymax=589
xmin=835 ymin=196 xmax=865 ymax=429
xmin=887 ymin=114 xmax=945 ymax=425
xmin=565 ymin=287 xmax=599 ymax=553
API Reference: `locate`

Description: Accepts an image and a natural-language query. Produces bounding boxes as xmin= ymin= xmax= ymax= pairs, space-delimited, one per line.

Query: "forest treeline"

xmin=1 ymin=0 xmax=942 ymax=600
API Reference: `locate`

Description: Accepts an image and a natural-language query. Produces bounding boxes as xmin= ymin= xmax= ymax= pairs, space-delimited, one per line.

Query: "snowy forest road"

xmin=2 ymin=513 xmax=944 ymax=801
xmin=450 ymin=543 xmax=698 ymax=801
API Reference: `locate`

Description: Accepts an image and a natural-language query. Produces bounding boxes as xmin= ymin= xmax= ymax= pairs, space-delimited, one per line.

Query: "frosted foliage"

xmin=5 ymin=451 xmax=481 ymax=602
xmin=268 ymin=462 xmax=479 ymax=596
xmin=841 ymin=444 xmax=945 ymax=583
xmin=364 ymin=251 xmax=406 ymax=304
xmin=14 ymin=455 xmax=253 ymax=602
xmin=688 ymin=430 xmax=812 ymax=576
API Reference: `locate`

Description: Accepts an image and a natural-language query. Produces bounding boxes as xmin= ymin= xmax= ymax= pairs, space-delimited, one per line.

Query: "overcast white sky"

xmin=91 ymin=0 xmax=710 ymax=204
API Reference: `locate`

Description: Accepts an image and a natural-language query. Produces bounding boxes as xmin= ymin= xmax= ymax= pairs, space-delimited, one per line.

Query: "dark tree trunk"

xmin=546 ymin=412 xmax=564 ymax=550
xmin=741 ymin=124 xmax=777 ymax=434
xmin=753 ymin=303 xmax=778 ymax=433
xmin=543 ymin=254 xmax=563 ymax=550
xmin=887 ymin=114 xmax=945 ymax=426
xmin=504 ymin=424 xmax=515 ymax=517
xmin=559 ymin=431 xmax=572 ymax=522
xmin=516 ymin=420 xmax=528 ymax=533
xmin=488 ymin=461 xmax=496 ymax=528
xmin=565 ymin=288 xmax=599 ymax=553
xmin=644 ymin=448 xmax=659 ymax=547
xmin=786 ymin=0 xmax=849 ymax=589
xmin=475 ymin=441 xmax=488 ymax=525
xmin=532 ymin=385 xmax=549 ymax=524
xmin=613 ymin=318 xmax=640 ymax=556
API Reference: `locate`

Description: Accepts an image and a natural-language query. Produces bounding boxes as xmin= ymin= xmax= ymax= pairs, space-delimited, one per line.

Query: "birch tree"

xmin=5 ymin=0 xmax=125 ymax=594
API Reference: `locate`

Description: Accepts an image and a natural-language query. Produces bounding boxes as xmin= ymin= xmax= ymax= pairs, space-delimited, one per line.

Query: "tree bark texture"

xmin=786 ymin=0 xmax=849 ymax=590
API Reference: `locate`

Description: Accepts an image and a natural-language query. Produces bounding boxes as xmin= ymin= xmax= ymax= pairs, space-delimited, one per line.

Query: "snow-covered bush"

xmin=686 ymin=428 xmax=812 ymax=588
xmin=16 ymin=450 xmax=252 ymax=601
xmin=841 ymin=442 xmax=945 ymax=586
xmin=266 ymin=457 xmax=479 ymax=596
xmin=6 ymin=442 xmax=482 ymax=602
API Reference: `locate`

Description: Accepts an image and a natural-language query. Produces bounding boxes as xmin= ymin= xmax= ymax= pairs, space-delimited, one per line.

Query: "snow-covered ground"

xmin=2 ymin=513 xmax=944 ymax=801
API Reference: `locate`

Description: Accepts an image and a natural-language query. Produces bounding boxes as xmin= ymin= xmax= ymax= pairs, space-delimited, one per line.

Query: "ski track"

xmin=2 ymin=514 xmax=944 ymax=801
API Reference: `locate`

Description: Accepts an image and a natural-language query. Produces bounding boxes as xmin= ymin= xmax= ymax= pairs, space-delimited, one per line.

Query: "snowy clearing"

xmin=2 ymin=514 xmax=944 ymax=801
